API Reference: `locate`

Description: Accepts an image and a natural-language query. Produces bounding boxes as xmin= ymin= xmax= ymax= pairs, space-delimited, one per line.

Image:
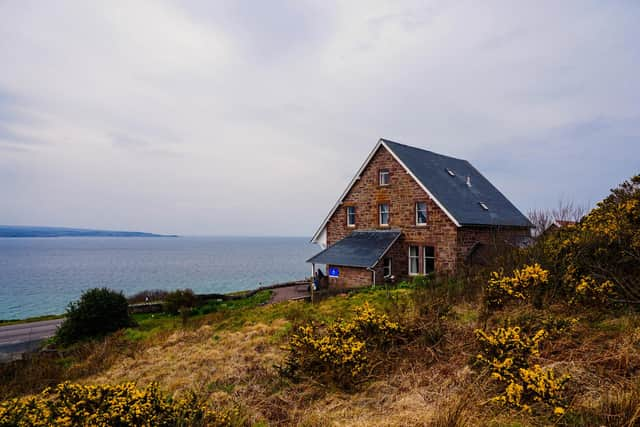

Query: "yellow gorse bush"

xmin=280 ymin=303 xmax=400 ymax=389
xmin=484 ymin=264 xmax=549 ymax=308
xmin=572 ymin=275 xmax=616 ymax=306
xmin=475 ymin=325 xmax=569 ymax=415
xmin=0 ymin=382 xmax=233 ymax=427
xmin=537 ymin=174 xmax=640 ymax=307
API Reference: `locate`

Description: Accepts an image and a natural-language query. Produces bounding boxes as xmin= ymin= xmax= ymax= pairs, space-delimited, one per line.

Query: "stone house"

xmin=306 ymin=138 xmax=532 ymax=288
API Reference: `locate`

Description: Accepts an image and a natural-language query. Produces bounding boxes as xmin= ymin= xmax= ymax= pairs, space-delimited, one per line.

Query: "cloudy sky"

xmin=1 ymin=1 xmax=638 ymax=236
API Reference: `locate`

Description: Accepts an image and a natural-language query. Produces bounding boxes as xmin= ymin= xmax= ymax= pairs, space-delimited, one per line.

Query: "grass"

xmin=0 ymin=313 xmax=64 ymax=326
xmin=3 ymin=280 xmax=640 ymax=426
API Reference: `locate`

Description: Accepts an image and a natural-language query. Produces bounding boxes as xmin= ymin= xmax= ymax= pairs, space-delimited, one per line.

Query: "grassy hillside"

xmin=2 ymin=281 xmax=640 ymax=426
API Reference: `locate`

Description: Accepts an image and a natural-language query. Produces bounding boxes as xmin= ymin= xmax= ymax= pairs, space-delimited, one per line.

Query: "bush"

xmin=163 ymin=289 xmax=197 ymax=315
xmin=280 ymin=303 xmax=401 ymax=389
xmin=55 ymin=288 xmax=135 ymax=345
xmin=0 ymin=381 xmax=234 ymax=426
xmin=484 ymin=264 xmax=549 ymax=309
xmin=532 ymin=174 xmax=640 ymax=307
xmin=474 ymin=325 xmax=569 ymax=414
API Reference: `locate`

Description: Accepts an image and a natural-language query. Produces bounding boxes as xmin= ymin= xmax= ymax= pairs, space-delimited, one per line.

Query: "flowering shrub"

xmin=475 ymin=325 xmax=569 ymax=414
xmin=540 ymin=316 xmax=578 ymax=339
xmin=536 ymin=174 xmax=640 ymax=307
xmin=484 ymin=264 xmax=549 ymax=309
xmin=572 ymin=275 xmax=616 ymax=306
xmin=475 ymin=326 xmax=546 ymax=377
xmin=280 ymin=303 xmax=400 ymax=389
xmin=0 ymin=382 xmax=233 ymax=427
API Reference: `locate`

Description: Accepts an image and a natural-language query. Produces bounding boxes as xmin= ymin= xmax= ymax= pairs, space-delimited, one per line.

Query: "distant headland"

xmin=0 ymin=225 xmax=178 ymax=238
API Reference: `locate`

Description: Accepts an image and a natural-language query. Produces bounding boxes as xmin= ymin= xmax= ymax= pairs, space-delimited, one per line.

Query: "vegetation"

xmin=0 ymin=173 xmax=639 ymax=426
xmin=0 ymin=382 xmax=233 ymax=427
xmin=55 ymin=288 xmax=135 ymax=345
xmin=279 ymin=302 xmax=401 ymax=389
xmin=163 ymin=289 xmax=197 ymax=315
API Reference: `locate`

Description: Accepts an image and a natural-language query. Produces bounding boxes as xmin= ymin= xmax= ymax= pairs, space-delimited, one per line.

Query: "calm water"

xmin=0 ymin=236 xmax=317 ymax=320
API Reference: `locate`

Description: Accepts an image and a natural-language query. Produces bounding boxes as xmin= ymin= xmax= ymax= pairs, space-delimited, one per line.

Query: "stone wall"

xmin=323 ymin=144 xmax=530 ymax=287
xmin=326 ymin=265 xmax=373 ymax=289
xmin=325 ymin=145 xmax=459 ymax=282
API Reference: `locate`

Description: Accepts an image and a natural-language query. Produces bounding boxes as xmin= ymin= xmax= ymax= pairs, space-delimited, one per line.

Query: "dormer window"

xmin=379 ymin=169 xmax=390 ymax=186
xmin=379 ymin=203 xmax=389 ymax=226
xmin=479 ymin=202 xmax=489 ymax=211
xmin=416 ymin=202 xmax=427 ymax=225
xmin=346 ymin=206 xmax=356 ymax=227
xmin=446 ymin=168 xmax=456 ymax=177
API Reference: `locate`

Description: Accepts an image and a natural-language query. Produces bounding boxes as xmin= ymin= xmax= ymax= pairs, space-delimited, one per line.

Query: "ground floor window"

xmin=423 ymin=246 xmax=435 ymax=273
xmin=409 ymin=246 xmax=419 ymax=275
xmin=383 ymin=257 xmax=392 ymax=278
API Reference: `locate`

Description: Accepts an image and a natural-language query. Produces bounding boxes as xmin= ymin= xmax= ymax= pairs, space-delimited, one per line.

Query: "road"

xmin=0 ymin=318 xmax=64 ymax=362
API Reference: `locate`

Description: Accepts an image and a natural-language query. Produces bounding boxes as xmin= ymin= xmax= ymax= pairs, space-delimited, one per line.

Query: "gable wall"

xmin=324 ymin=146 xmax=459 ymax=284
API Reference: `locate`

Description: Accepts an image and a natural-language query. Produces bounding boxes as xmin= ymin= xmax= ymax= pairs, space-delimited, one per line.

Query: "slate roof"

xmin=381 ymin=139 xmax=532 ymax=228
xmin=306 ymin=230 xmax=401 ymax=268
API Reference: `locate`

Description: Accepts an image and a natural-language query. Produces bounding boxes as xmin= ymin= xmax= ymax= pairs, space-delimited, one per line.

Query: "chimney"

xmin=466 ymin=176 xmax=471 ymax=187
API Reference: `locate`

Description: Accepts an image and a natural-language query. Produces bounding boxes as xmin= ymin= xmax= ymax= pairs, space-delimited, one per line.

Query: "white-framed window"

xmin=346 ymin=206 xmax=356 ymax=227
xmin=423 ymin=246 xmax=435 ymax=274
xmin=379 ymin=169 xmax=390 ymax=186
xmin=416 ymin=202 xmax=427 ymax=225
xmin=383 ymin=258 xmax=392 ymax=278
xmin=409 ymin=246 xmax=419 ymax=275
xmin=379 ymin=203 xmax=390 ymax=226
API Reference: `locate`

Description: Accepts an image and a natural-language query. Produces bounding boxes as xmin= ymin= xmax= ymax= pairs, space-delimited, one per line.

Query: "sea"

xmin=0 ymin=236 xmax=318 ymax=320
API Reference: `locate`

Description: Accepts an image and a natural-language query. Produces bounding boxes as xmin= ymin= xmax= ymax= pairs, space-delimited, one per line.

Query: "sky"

xmin=0 ymin=0 xmax=639 ymax=237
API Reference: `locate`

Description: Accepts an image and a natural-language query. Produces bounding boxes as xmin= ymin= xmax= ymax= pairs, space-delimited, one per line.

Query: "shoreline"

xmin=1 ymin=278 xmax=311 ymax=324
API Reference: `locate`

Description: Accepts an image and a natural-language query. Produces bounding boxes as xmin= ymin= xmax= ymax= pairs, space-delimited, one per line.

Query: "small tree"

xmin=56 ymin=288 xmax=135 ymax=345
xmin=163 ymin=289 xmax=197 ymax=315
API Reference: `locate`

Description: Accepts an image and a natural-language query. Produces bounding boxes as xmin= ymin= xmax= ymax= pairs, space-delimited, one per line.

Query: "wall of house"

xmin=456 ymin=226 xmax=531 ymax=265
xmin=326 ymin=265 xmax=373 ymax=289
xmin=325 ymin=145 xmax=459 ymax=286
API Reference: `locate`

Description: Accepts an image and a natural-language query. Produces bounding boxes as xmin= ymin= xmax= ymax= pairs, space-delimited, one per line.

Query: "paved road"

xmin=0 ymin=318 xmax=64 ymax=362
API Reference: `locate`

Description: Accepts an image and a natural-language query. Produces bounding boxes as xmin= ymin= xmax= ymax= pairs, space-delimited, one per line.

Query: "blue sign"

xmin=329 ymin=267 xmax=340 ymax=278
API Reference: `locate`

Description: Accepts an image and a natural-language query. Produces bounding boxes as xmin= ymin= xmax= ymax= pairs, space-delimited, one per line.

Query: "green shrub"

xmin=163 ymin=289 xmax=197 ymax=315
xmin=56 ymin=288 xmax=135 ymax=345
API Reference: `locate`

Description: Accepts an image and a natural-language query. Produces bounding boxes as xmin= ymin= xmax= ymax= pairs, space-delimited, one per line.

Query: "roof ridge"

xmin=381 ymin=138 xmax=469 ymax=163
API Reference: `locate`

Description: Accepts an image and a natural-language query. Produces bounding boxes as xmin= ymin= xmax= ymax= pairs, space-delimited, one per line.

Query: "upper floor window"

xmin=416 ymin=202 xmax=427 ymax=225
xmin=423 ymin=246 xmax=435 ymax=273
xmin=379 ymin=169 xmax=390 ymax=186
xmin=409 ymin=246 xmax=419 ymax=275
xmin=379 ymin=203 xmax=390 ymax=226
xmin=346 ymin=206 xmax=356 ymax=227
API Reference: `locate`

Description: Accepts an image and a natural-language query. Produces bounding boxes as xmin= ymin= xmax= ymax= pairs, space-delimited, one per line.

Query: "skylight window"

xmin=479 ymin=202 xmax=489 ymax=211
xmin=446 ymin=168 xmax=456 ymax=177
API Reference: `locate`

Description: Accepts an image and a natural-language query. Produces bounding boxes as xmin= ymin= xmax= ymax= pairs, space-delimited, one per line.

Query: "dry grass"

xmin=4 ymin=285 xmax=640 ymax=426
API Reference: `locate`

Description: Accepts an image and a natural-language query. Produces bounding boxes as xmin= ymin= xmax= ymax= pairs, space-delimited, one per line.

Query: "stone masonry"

xmin=324 ymin=145 xmax=529 ymax=288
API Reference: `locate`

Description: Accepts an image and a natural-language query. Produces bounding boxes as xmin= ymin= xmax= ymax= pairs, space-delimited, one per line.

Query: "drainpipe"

xmin=311 ymin=263 xmax=316 ymax=303
xmin=367 ymin=267 xmax=376 ymax=288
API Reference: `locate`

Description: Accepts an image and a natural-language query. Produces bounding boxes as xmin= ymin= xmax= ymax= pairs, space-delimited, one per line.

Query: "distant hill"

xmin=0 ymin=225 xmax=177 ymax=238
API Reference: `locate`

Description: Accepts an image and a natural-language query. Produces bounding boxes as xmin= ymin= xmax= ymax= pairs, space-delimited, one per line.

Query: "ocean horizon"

xmin=0 ymin=236 xmax=317 ymax=320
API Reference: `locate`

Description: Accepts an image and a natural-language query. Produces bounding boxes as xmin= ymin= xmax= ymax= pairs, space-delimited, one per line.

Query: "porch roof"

xmin=306 ymin=230 xmax=401 ymax=268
